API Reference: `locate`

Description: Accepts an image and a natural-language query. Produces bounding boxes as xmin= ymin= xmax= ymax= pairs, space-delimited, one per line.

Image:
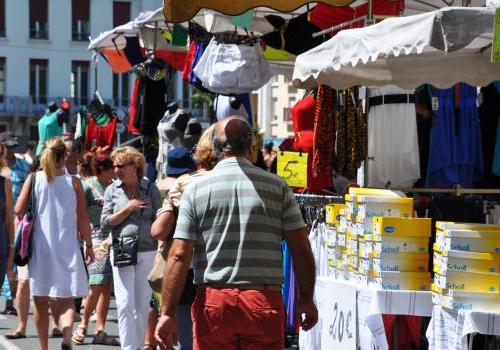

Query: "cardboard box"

xmin=431 ymin=284 xmax=500 ymax=311
xmin=369 ymin=271 xmax=431 ymax=291
xmin=373 ymin=253 xmax=429 ymax=272
xmin=434 ymin=271 xmax=500 ymax=293
xmin=373 ymin=217 xmax=432 ymax=238
xmin=356 ymin=196 xmax=413 ymax=228
xmin=325 ymin=204 xmax=347 ymax=225
xmin=433 ymin=250 xmax=500 ymax=275
xmin=372 ymin=236 xmax=429 ymax=258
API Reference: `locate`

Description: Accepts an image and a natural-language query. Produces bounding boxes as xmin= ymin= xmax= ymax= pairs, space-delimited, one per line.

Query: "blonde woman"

xmin=15 ymin=137 xmax=94 ymax=350
xmin=101 ymin=146 xmax=161 ymax=350
xmin=150 ymin=125 xmax=218 ymax=350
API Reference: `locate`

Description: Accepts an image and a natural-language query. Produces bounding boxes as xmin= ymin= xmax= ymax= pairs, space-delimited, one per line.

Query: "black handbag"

xmin=112 ymin=236 xmax=139 ymax=267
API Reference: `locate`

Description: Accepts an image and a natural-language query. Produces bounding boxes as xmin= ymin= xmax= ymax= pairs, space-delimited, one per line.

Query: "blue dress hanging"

xmin=426 ymin=83 xmax=483 ymax=188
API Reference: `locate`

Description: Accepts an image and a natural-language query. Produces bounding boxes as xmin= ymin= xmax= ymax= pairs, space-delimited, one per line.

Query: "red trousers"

xmin=191 ymin=287 xmax=285 ymax=350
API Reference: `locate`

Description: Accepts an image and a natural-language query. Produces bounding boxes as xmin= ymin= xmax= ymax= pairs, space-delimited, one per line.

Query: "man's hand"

xmin=155 ymin=314 xmax=179 ymax=350
xmin=297 ymin=298 xmax=318 ymax=331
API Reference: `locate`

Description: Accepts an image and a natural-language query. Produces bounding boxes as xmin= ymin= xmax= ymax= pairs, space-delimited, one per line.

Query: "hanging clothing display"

xmin=156 ymin=109 xmax=190 ymax=176
xmin=214 ymin=94 xmax=252 ymax=123
xmin=261 ymin=12 xmax=324 ymax=56
xmin=291 ymin=96 xmax=316 ymax=136
xmin=128 ymin=76 xmax=168 ymax=138
xmin=480 ymin=83 xmax=500 ymax=185
xmin=282 ymin=241 xmax=297 ymax=331
xmin=312 ymin=85 xmax=336 ymax=179
xmin=335 ymin=88 xmax=367 ymax=177
xmin=367 ymin=85 xmax=420 ymax=188
xmin=100 ymin=49 xmax=132 ymax=73
xmin=123 ymin=36 xmax=145 ymax=67
xmin=426 ymin=83 xmax=483 ymax=188
xmin=182 ymin=41 xmax=199 ymax=82
xmin=36 ymin=110 xmax=64 ymax=156
xmin=309 ymin=0 xmax=403 ymax=32
xmin=84 ymin=115 xmax=117 ymax=149
xmin=128 ymin=78 xmax=141 ymax=135
xmin=192 ymin=37 xmax=272 ymax=94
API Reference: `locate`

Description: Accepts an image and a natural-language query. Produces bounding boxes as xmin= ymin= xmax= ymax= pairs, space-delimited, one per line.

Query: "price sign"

xmin=277 ymin=151 xmax=308 ymax=188
xmin=317 ymin=278 xmax=357 ymax=350
xmin=492 ymin=7 xmax=500 ymax=62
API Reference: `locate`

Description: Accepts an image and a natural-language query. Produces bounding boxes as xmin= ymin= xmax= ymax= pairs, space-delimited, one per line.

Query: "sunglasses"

xmin=113 ymin=162 xmax=133 ymax=169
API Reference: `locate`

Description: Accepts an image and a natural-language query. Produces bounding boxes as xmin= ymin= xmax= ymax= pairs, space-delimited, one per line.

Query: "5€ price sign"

xmin=277 ymin=151 xmax=308 ymax=188
xmin=317 ymin=277 xmax=357 ymax=350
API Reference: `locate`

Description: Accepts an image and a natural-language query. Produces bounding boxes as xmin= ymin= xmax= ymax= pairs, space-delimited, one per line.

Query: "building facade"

xmin=0 ymin=0 xmax=163 ymax=144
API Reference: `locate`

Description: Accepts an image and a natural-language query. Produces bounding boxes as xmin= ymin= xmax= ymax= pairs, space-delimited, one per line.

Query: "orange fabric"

xmin=101 ymin=49 xmax=132 ymax=73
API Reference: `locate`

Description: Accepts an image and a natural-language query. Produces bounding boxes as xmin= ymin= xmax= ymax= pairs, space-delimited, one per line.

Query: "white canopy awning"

xmin=292 ymin=7 xmax=500 ymax=90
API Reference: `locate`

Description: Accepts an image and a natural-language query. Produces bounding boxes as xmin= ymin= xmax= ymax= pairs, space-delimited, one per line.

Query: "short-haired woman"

xmin=15 ymin=137 xmax=94 ymax=350
xmin=101 ymin=146 xmax=161 ymax=350
xmin=72 ymin=154 xmax=119 ymax=346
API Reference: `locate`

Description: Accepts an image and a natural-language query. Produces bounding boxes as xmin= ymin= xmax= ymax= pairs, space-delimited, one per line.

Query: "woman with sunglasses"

xmin=100 ymin=146 xmax=161 ymax=350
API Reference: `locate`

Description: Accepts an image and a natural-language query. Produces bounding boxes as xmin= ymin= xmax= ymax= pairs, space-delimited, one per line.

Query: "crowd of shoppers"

xmin=0 ymin=115 xmax=318 ymax=350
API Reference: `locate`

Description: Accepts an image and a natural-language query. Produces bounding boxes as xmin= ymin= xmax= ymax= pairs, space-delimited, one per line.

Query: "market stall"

xmin=287 ymin=6 xmax=500 ymax=350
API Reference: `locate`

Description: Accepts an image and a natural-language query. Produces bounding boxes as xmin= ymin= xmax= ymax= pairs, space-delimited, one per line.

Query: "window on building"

xmin=113 ymin=73 xmax=129 ymax=107
xmin=71 ymin=61 xmax=89 ymax=106
xmin=283 ymin=107 xmax=291 ymax=121
xmin=72 ymin=0 xmax=90 ymax=41
xmin=29 ymin=0 xmax=48 ymax=39
xmin=0 ymin=58 xmax=5 ymax=103
xmin=30 ymin=59 xmax=48 ymax=105
xmin=113 ymin=1 xmax=130 ymax=27
xmin=0 ymin=0 xmax=6 ymax=37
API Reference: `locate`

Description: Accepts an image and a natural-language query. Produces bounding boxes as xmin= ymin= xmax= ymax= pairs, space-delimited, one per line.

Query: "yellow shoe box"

xmin=434 ymin=271 xmax=500 ymax=293
xmin=356 ymin=196 xmax=413 ymax=225
xmin=436 ymin=222 xmax=500 ymax=231
xmin=372 ymin=253 xmax=429 ymax=272
xmin=373 ymin=217 xmax=432 ymax=238
xmin=431 ymin=284 xmax=500 ymax=311
xmin=372 ymin=236 xmax=429 ymax=258
xmin=325 ymin=204 xmax=346 ymax=225
xmin=435 ymin=228 xmax=500 ymax=253
xmin=433 ymin=250 xmax=500 ymax=275
xmin=337 ymin=233 xmax=346 ymax=248
xmin=369 ymin=271 xmax=431 ymax=291
xmin=347 ymin=238 xmax=358 ymax=256
xmin=359 ymin=240 xmax=374 ymax=259
xmin=359 ymin=257 xmax=372 ymax=274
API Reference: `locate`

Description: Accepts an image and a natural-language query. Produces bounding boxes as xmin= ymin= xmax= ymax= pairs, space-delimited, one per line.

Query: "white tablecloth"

xmin=427 ymin=306 xmax=500 ymax=350
xmin=358 ymin=286 xmax=433 ymax=350
xmin=299 ymin=277 xmax=433 ymax=350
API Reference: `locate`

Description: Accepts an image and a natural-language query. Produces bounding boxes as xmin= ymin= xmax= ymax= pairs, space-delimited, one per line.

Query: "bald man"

xmin=155 ymin=117 xmax=318 ymax=350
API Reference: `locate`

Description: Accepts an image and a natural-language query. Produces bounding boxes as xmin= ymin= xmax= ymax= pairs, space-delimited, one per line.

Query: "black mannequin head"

xmin=47 ymin=101 xmax=58 ymax=113
xmin=167 ymin=101 xmax=179 ymax=114
xmin=228 ymin=95 xmax=242 ymax=110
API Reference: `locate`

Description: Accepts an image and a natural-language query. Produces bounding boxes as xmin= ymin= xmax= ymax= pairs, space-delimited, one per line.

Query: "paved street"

xmin=0 ymin=297 xmax=121 ymax=350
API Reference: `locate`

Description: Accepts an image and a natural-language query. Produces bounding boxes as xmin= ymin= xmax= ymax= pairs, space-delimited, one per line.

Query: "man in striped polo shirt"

xmin=155 ymin=116 xmax=317 ymax=350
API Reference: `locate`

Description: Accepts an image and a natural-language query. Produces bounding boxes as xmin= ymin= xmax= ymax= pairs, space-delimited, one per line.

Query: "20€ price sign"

xmin=317 ymin=277 xmax=357 ymax=350
xmin=277 ymin=151 xmax=308 ymax=188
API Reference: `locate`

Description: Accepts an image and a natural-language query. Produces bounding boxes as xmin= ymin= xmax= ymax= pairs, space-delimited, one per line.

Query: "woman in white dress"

xmin=15 ymin=137 xmax=94 ymax=350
